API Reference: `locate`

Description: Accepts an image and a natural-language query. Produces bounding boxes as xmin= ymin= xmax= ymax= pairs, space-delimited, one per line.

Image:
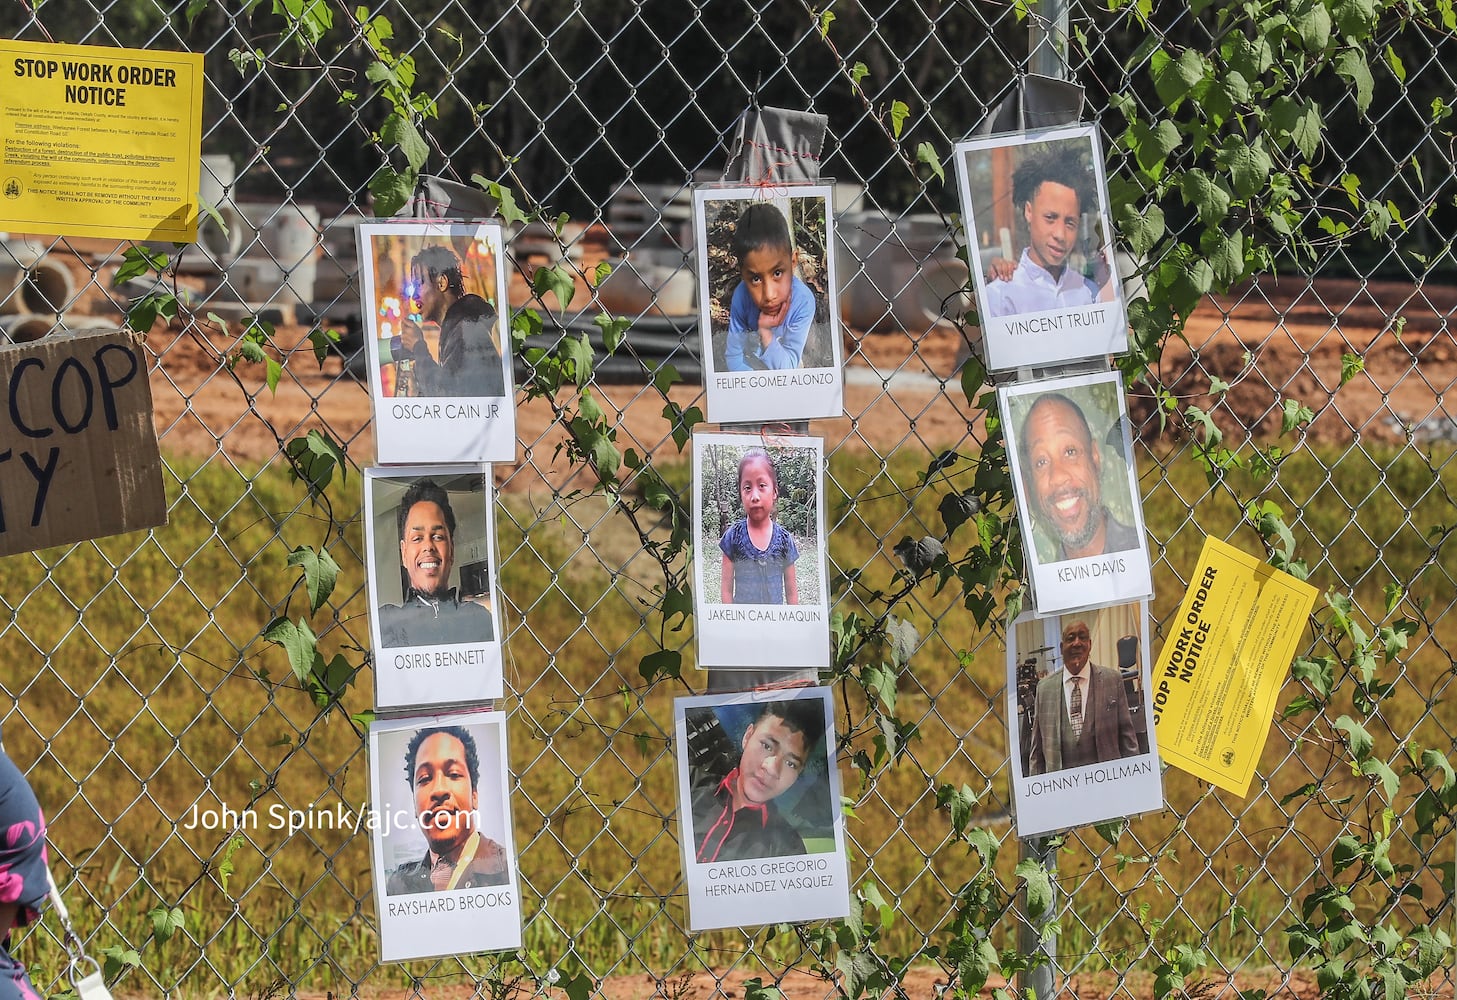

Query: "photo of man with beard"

xmin=1017 ymin=391 xmax=1140 ymax=562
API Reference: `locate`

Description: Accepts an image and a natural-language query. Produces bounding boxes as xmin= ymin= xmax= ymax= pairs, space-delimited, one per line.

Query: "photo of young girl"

xmin=719 ymin=448 xmax=799 ymax=606
xmin=694 ymin=184 xmax=844 ymax=424
xmin=693 ymin=432 xmax=830 ymax=670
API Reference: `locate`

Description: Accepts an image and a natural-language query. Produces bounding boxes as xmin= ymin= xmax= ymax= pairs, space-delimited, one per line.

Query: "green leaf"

xmin=888 ymin=100 xmax=909 ymax=139
xmin=1360 ymin=758 xmax=1400 ymax=798
xmin=559 ymin=333 xmax=595 ymax=383
xmin=637 ymin=648 xmax=680 ymax=683
xmin=263 ymin=616 xmax=318 ymax=683
xmin=368 ymin=165 xmax=415 ymax=218
xmin=287 ymin=545 xmax=339 ymax=613
xmin=1179 ymin=170 xmax=1232 ymax=228
xmin=818 ymin=8 xmax=835 ymax=36
xmin=1094 ymin=819 xmax=1125 ymax=846
xmin=149 ymin=905 xmax=185 ymax=943
xmin=306 ymin=326 xmax=340 ymax=367
xmin=1340 ymin=352 xmax=1364 ymax=386
xmin=1334 ymin=716 xmax=1373 ymax=762
xmin=592 ymin=260 xmax=613 ymax=286
xmin=560 ymin=972 xmax=595 ymax=1000
xmin=1292 ymin=2 xmax=1332 ymax=51
xmin=1115 ymin=202 xmax=1165 ymax=257
xmin=850 ymin=62 xmax=869 ymax=86
xmin=1129 ymin=118 xmax=1182 ymax=174
xmin=1015 ymin=858 xmax=1053 ymax=918
xmin=533 ymin=263 xmax=577 ymax=311
xmin=958 ymin=355 xmax=985 ymax=407
xmin=381 ymin=112 xmax=429 ymax=171
xmin=1332 ymin=0 xmax=1380 ymax=37
xmin=1217 ymin=137 xmax=1273 ymax=199
xmin=593 ymin=313 xmax=631 ymax=354
xmin=935 ymin=783 xmax=977 ymax=836
xmin=1152 ymin=48 xmax=1206 ymax=109
xmin=473 ymin=178 xmax=531 ymax=227
xmin=265 ymin=357 xmax=282 ymax=394
xmin=915 ymin=142 xmax=944 ymax=183
xmin=1201 ymin=228 xmax=1244 ymax=288
xmin=284 ymin=429 xmax=346 ymax=497
xmin=1280 ymin=398 xmax=1314 ymax=434
xmin=1334 ymin=51 xmax=1374 ymax=116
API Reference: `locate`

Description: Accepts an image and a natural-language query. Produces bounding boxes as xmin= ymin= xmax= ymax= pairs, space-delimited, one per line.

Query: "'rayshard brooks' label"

xmin=183 ymin=801 xmax=429 ymax=838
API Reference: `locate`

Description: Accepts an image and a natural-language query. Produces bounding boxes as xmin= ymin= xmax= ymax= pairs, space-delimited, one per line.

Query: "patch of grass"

xmin=2 ymin=443 xmax=1453 ymax=992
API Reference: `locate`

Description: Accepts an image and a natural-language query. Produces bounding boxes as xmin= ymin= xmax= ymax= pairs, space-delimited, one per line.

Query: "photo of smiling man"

xmin=694 ymin=184 xmax=844 ymax=423
xmin=1001 ymin=370 xmax=1152 ymax=615
xmin=365 ymin=466 xmax=504 ymax=709
xmin=674 ymin=688 xmax=849 ymax=931
xmin=953 ymin=124 xmax=1128 ymax=370
xmin=370 ymin=711 xmax=521 ymax=961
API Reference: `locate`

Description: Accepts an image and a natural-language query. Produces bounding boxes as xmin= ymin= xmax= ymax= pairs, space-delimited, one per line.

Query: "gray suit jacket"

xmin=1027 ymin=663 xmax=1138 ymax=775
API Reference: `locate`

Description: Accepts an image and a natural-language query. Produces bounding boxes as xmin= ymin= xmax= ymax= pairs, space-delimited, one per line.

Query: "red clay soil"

xmin=136 ymin=274 xmax=1457 ymax=486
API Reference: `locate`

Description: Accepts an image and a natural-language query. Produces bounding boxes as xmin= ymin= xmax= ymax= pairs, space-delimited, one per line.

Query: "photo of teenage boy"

xmin=703 ymin=196 xmax=834 ymax=372
xmin=386 ymin=725 xmax=509 ymax=895
xmin=981 ymin=144 xmax=1113 ymax=320
xmin=398 ymin=244 xmax=506 ymax=398
xmin=684 ymin=699 xmax=832 ymax=863
xmin=377 ymin=478 xmax=494 ymax=648
xmin=699 ymin=442 xmax=820 ymax=605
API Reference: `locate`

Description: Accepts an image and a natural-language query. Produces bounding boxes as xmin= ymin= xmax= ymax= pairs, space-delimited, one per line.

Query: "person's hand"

xmin=985 ymin=257 xmax=1016 ymax=283
xmin=758 ymin=324 xmax=776 ymax=351
xmin=400 ymin=318 xmax=424 ymax=352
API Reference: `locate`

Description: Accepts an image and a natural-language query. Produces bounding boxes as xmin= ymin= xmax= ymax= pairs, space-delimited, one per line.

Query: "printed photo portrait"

xmin=953 ymin=124 xmax=1128 ymax=370
xmin=674 ymin=688 xmax=849 ymax=931
xmin=358 ymin=220 xmax=517 ymax=463
xmin=1000 ymin=371 xmax=1153 ymax=615
xmin=694 ymin=184 xmax=844 ymax=423
xmin=692 ymin=432 xmax=830 ymax=670
xmin=1006 ymin=602 xmax=1162 ymax=837
xmin=370 ymin=712 xmax=521 ymax=960
xmin=365 ymin=466 xmax=504 ymax=708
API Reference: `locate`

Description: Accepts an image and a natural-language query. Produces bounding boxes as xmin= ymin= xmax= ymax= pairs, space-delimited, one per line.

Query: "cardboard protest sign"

xmin=370 ymin=711 xmax=521 ymax=961
xmin=1006 ymin=601 xmax=1163 ymax=837
xmin=1152 ymin=537 xmax=1318 ymax=796
xmin=694 ymin=184 xmax=844 ymax=423
xmin=953 ymin=123 xmax=1126 ymax=370
xmin=0 ymin=39 xmax=203 ymax=242
xmin=675 ymin=687 xmax=849 ymax=930
xmin=365 ymin=467 xmax=504 ymax=709
xmin=0 ymin=331 xmax=165 ymax=557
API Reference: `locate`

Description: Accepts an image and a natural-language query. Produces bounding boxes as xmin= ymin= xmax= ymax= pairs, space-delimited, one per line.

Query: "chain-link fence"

xmin=1 ymin=0 xmax=1454 ymax=996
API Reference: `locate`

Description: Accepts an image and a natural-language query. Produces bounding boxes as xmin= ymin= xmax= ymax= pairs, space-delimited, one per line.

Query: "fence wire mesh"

xmin=0 ymin=0 xmax=1454 ymax=996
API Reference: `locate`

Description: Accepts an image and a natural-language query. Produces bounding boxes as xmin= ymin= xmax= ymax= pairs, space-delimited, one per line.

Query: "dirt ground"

xmin=132 ymin=273 xmax=1457 ymax=488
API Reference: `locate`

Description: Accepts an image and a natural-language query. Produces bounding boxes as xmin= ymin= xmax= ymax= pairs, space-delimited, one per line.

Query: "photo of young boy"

xmin=953 ymin=123 xmax=1128 ymax=371
xmin=694 ymin=184 xmax=844 ymax=423
xmin=674 ymin=688 xmax=849 ymax=931
xmin=692 ymin=432 xmax=830 ymax=670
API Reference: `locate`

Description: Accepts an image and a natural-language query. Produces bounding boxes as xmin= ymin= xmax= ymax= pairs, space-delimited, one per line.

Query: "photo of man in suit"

xmin=1027 ymin=618 xmax=1140 ymax=775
